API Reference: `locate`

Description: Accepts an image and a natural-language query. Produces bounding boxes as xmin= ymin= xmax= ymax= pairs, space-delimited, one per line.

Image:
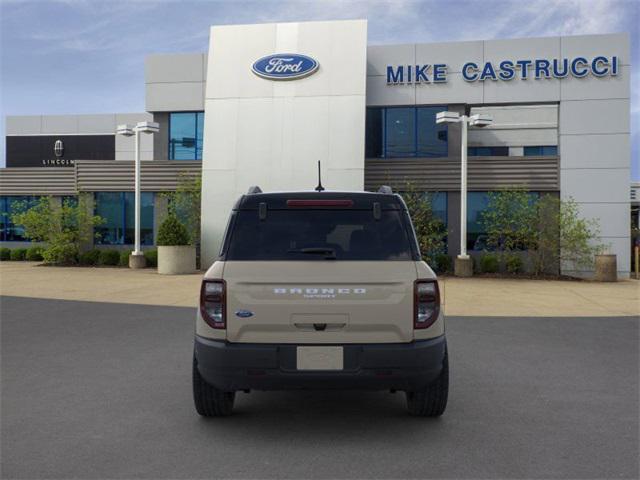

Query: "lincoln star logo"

xmin=274 ymin=287 xmax=366 ymax=299
xmin=252 ymin=54 xmax=319 ymax=80
xmin=54 ymin=139 xmax=64 ymax=158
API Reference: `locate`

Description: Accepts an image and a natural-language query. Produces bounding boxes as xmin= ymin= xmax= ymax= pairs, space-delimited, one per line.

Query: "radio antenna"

xmin=315 ymin=160 xmax=325 ymax=192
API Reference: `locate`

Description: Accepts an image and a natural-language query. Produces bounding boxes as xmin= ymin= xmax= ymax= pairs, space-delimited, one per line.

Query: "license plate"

xmin=296 ymin=346 xmax=343 ymax=370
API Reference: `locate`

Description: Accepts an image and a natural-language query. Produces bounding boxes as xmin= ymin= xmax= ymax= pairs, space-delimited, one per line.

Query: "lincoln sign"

xmin=386 ymin=55 xmax=620 ymax=84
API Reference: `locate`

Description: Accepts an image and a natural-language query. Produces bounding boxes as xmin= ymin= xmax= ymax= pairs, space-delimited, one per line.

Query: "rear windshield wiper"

xmin=286 ymin=247 xmax=337 ymax=259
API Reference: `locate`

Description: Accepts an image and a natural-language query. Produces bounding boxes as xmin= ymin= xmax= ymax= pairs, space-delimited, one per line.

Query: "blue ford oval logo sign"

xmin=252 ymin=53 xmax=319 ymax=81
xmin=235 ymin=310 xmax=254 ymax=318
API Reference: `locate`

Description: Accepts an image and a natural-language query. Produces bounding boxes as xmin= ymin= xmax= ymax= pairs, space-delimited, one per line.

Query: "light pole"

xmin=436 ymin=111 xmax=492 ymax=276
xmin=116 ymin=121 xmax=159 ymax=268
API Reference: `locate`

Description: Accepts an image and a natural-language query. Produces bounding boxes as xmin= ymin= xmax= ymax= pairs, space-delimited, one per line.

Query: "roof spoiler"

xmin=247 ymin=185 xmax=262 ymax=194
xmin=377 ymin=185 xmax=393 ymax=194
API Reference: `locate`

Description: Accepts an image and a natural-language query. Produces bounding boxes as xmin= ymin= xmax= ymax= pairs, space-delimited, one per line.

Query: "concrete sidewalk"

xmin=0 ymin=262 xmax=637 ymax=317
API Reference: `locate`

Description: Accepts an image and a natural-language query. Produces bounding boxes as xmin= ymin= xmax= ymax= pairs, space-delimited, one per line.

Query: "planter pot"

xmin=594 ymin=254 xmax=617 ymax=282
xmin=158 ymin=245 xmax=196 ymax=275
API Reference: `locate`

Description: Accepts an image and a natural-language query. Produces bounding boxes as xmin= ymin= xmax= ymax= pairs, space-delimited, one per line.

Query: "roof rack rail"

xmin=247 ymin=186 xmax=263 ymax=194
xmin=378 ymin=185 xmax=393 ymax=194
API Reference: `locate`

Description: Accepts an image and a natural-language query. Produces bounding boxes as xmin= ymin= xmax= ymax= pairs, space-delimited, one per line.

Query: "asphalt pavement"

xmin=1 ymin=296 xmax=638 ymax=479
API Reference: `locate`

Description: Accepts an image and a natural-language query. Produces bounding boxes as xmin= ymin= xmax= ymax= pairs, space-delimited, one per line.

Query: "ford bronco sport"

xmin=193 ymin=186 xmax=448 ymax=416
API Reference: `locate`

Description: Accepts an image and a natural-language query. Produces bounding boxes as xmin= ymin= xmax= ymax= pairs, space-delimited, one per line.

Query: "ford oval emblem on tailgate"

xmin=252 ymin=53 xmax=319 ymax=80
xmin=235 ymin=310 xmax=254 ymax=318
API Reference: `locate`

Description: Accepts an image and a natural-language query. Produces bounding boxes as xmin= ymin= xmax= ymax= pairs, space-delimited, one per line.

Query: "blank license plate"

xmin=296 ymin=346 xmax=343 ymax=370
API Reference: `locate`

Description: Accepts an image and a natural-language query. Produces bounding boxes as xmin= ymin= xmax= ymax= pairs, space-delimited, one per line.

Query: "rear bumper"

xmin=194 ymin=335 xmax=447 ymax=392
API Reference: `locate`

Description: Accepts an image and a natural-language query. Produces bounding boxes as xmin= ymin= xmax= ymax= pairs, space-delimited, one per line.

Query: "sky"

xmin=1 ymin=0 xmax=638 ymax=178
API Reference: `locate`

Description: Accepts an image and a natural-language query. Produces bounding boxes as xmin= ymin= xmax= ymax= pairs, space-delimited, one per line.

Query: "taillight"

xmin=200 ymin=280 xmax=226 ymax=329
xmin=414 ymin=280 xmax=440 ymax=329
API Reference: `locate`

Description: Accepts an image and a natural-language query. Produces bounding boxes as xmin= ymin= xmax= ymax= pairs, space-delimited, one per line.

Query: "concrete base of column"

xmin=454 ymin=256 xmax=473 ymax=277
xmin=129 ymin=252 xmax=147 ymax=269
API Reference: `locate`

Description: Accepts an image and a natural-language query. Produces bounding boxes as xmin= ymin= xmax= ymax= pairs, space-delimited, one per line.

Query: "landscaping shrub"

xmin=10 ymin=248 xmax=27 ymax=261
xmin=157 ymin=214 xmax=190 ymax=246
xmin=119 ymin=251 xmax=130 ymax=267
xmin=399 ymin=185 xmax=447 ymax=263
xmin=144 ymin=249 xmax=158 ymax=268
xmin=505 ymin=254 xmax=524 ymax=274
xmin=0 ymin=248 xmax=10 ymax=261
xmin=434 ymin=253 xmax=452 ymax=274
xmin=25 ymin=246 xmax=44 ymax=261
xmin=99 ymin=249 xmax=121 ymax=266
xmin=79 ymin=249 xmax=101 ymax=266
xmin=479 ymin=254 xmax=499 ymax=273
xmin=43 ymin=244 xmax=78 ymax=265
xmin=11 ymin=195 xmax=103 ymax=265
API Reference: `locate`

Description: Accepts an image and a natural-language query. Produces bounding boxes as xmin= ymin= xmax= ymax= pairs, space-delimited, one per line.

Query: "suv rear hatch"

xmin=220 ymin=194 xmax=420 ymax=344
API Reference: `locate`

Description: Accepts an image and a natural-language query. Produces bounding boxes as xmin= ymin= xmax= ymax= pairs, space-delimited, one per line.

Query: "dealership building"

xmin=0 ymin=20 xmax=632 ymax=277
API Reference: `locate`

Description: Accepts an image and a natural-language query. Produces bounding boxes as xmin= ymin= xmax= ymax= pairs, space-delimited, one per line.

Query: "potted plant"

xmin=157 ymin=214 xmax=196 ymax=274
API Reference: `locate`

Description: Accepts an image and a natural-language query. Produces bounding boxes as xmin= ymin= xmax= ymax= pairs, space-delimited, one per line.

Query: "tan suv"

xmin=193 ymin=187 xmax=448 ymax=416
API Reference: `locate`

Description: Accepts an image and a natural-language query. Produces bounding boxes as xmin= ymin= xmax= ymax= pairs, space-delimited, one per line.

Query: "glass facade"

xmin=524 ymin=145 xmax=558 ymax=156
xmin=468 ymin=146 xmax=509 ymax=156
xmin=95 ymin=192 xmax=154 ymax=245
xmin=0 ymin=196 xmax=38 ymax=242
xmin=366 ymin=106 xmax=448 ymax=158
xmin=169 ymin=112 xmax=204 ymax=160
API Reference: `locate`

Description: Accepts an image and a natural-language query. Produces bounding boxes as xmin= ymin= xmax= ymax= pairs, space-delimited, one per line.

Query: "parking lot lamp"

xmin=116 ymin=121 xmax=159 ymax=268
xmin=436 ymin=111 xmax=492 ymax=276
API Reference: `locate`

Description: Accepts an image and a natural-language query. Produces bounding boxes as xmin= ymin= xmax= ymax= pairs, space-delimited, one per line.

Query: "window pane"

xmin=124 ymin=192 xmax=154 ymax=245
xmin=467 ymin=192 xmax=490 ymax=252
xmin=169 ymin=113 xmax=197 ymax=160
xmin=385 ymin=108 xmax=415 ymax=157
xmin=2 ymin=196 xmax=37 ymax=242
xmin=365 ymin=108 xmax=383 ymax=158
xmin=541 ymin=146 xmax=558 ymax=156
xmin=95 ymin=192 xmax=124 ymax=245
xmin=523 ymin=146 xmax=542 ymax=156
xmin=417 ymin=107 xmax=447 ymax=157
xmin=196 ymin=112 xmax=205 ymax=160
xmin=430 ymin=192 xmax=447 ymax=225
xmin=226 ymin=210 xmax=414 ymax=261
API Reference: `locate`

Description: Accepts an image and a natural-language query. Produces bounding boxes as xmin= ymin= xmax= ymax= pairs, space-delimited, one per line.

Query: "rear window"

xmin=224 ymin=209 xmax=416 ymax=261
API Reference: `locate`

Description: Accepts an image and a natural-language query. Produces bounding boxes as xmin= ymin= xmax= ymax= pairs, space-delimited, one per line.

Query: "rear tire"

xmin=405 ymin=349 xmax=449 ymax=417
xmin=193 ymin=356 xmax=235 ymax=417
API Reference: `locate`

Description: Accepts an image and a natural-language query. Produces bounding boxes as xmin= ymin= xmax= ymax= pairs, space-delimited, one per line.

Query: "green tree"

xmin=480 ymin=188 xmax=537 ymax=252
xmin=163 ymin=173 xmax=201 ymax=245
xmin=400 ymin=184 xmax=447 ymax=264
xmin=11 ymin=196 xmax=104 ymax=265
xmin=531 ymin=195 xmax=604 ymax=274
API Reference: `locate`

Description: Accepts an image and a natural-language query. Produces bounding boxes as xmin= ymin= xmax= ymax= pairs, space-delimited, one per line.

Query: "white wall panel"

xmin=468 ymin=128 xmax=557 ymax=147
xmin=560 ymin=65 xmax=630 ymax=101
xmin=146 ymin=53 xmax=205 ymax=83
xmin=146 ymin=82 xmax=205 ymax=112
xmin=415 ymin=40 xmax=483 ymax=73
xmin=366 ymin=44 xmax=415 ymax=77
xmin=560 ymin=33 xmax=630 ymax=65
xmin=560 ymin=99 xmax=629 ymax=135
xmin=366 ymin=76 xmax=414 ymax=106
xmin=201 ymin=20 xmax=367 ymax=267
xmin=483 ymin=77 xmax=561 ymax=103
xmin=483 ymin=36 xmax=561 ymax=64
xmin=41 ymin=116 xmax=78 ymax=134
xmin=560 ymin=168 xmax=629 ymax=203
xmin=6 ymin=116 xmax=42 ymax=134
xmin=575 ymin=202 xmax=629 ymax=238
xmin=415 ymin=73 xmax=483 ymax=104
xmin=560 ymin=134 xmax=629 ymax=169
